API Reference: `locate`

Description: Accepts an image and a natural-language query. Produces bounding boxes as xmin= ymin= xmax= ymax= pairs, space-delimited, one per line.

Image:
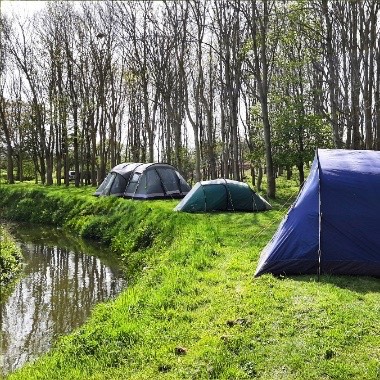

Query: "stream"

xmin=0 ymin=224 xmax=126 ymax=376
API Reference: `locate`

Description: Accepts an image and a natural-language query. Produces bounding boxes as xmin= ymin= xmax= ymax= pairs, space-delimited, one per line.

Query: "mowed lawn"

xmin=1 ymin=179 xmax=379 ymax=380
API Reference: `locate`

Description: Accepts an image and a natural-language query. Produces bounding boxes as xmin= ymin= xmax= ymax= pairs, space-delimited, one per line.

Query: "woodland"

xmin=1 ymin=0 xmax=379 ymax=198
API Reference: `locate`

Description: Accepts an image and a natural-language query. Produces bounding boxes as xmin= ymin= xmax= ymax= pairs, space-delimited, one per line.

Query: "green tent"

xmin=174 ymin=179 xmax=271 ymax=212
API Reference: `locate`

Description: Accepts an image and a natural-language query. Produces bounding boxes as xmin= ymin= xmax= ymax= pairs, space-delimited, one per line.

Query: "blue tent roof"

xmin=255 ymin=149 xmax=380 ymax=277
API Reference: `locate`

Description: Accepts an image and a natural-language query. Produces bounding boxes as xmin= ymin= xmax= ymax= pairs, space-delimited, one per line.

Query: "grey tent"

xmin=94 ymin=163 xmax=191 ymax=199
xmin=174 ymin=179 xmax=271 ymax=212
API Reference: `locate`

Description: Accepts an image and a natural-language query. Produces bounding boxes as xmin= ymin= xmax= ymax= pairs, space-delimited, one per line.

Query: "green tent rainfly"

xmin=174 ymin=179 xmax=271 ymax=212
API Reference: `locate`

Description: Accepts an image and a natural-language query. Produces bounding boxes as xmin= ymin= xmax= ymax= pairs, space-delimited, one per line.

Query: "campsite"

xmin=0 ymin=171 xmax=379 ymax=379
xmin=1 ymin=1 xmax=380 ymax=379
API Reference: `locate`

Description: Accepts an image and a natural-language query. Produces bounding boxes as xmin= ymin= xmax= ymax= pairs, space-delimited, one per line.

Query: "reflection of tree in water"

xmin=0 ymin=237 xmax=125 ymax=375
xmin=11 ymin=224 xmax=118 ymax=265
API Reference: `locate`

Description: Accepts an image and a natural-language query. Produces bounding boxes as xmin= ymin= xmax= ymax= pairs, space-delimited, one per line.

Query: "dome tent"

xmin=174 ymin=179 xmax=271 ymax=212
xmin=255 ymin=149 xmax=380 ymax=277
xmin=94 ymin=163 xmax=191 ymax=199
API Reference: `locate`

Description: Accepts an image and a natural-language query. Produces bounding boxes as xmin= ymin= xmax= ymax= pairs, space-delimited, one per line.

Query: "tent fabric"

xmin=94 ymin=163 xmax=191 ymax=199
xmin=255 ymin=149 xmax=380 ymax=277
xmin=174 ymin=179 xmax=271 ymax=212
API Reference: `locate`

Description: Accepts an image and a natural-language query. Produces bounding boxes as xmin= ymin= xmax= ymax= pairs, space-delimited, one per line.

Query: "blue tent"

xmin=255 ymin=149 xmax=380 ymax=277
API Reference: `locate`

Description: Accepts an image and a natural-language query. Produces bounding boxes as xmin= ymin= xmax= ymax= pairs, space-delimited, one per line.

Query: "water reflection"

xmin=0 ymin=225 xmax=125 ymax=375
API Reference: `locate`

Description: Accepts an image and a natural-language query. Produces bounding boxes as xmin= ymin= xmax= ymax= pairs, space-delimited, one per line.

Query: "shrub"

xmin=0 ymin=226 xmax=22 ymax=286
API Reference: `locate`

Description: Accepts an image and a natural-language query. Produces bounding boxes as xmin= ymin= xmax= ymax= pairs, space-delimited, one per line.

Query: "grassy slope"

xmin=0 ymin=181 xmax=379 ymax=380
xmin=0 ymin=225 xmax=22 ymax=287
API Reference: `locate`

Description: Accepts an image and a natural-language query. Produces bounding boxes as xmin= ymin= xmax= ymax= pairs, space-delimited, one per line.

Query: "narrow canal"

xmin=0 ymin=224 xmax=126 ymax=376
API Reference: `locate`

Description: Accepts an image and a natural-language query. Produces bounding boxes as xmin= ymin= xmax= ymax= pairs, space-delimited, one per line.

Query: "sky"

xmin=1 ymin=1 xmax=48 ymax=17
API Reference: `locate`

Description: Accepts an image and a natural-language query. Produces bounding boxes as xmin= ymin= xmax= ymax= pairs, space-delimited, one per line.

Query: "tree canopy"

xmin=1 ymin=1 xmax=379 ymax=198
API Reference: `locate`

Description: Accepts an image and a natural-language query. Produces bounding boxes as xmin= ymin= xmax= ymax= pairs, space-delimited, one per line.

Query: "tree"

xmin=3 ymin=16 xmax=50 ymax=184
xmin=214 ymin=0 xmax=244 ymax=181
xmin=0 ymin=15 xmax=15 ymax=183
xmin=241 ymin=0 xmax=280 ymax=198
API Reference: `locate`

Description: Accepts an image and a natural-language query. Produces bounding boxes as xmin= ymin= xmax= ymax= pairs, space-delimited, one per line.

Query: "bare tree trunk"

xmin=322 ymin=0 xmax=342 ymax=148
xmin=244 ymin=0 xmax=276 ymax=198
xmin=350 ymin=1 xmax=361 ymax=149
xmin=0 ymin=95 xmax=15 ymax=183
xmin=376 ymin=45 xmax=380 ymax=149
xmin=360 ymin=3 xmax=376 ymax=149
xmin=257 ymin=165 xmax=263 ymax=192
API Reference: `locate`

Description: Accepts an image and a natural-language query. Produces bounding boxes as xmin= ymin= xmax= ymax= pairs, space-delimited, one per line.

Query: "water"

xmin=0 ymin=224 xmax=126 ymax=375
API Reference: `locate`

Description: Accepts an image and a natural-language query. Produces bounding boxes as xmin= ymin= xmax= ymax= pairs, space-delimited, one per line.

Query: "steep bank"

xmin=0 ymin=225 xmax=22 ymax=287
xmin=1 ymin=184 xmax=379 ymax=380
xmin=0 ymin=184 xmax=210 ymax=283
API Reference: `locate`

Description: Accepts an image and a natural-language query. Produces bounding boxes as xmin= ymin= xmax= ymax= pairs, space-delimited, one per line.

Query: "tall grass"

xmin=0 ymin=180 xmax=379 ymax=380
xmin=0 ymin=225 xmax=22 ymax=289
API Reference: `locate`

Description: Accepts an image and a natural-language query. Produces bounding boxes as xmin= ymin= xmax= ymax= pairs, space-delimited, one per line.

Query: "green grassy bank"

xmin=0 ymin=183 xmax=379 ymax=380
xmin=0 ymin=225 xmax=22 ymax=288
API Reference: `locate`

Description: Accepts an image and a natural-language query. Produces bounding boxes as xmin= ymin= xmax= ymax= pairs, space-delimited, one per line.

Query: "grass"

xmin=0 ymin=177 xmax=379 ymax=379
xmin=0 ymin=225 xmax=23 ymax=289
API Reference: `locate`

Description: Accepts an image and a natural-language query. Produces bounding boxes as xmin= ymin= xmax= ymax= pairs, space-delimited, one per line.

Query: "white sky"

xmin=1 ymin=1 xmax=49 ymax=17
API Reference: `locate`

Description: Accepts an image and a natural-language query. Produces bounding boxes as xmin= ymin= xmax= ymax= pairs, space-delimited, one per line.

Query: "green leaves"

xmin=0 ymin=226 xmax=22 ymax=286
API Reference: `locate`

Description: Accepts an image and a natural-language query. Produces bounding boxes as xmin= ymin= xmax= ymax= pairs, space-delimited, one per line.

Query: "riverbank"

xmin=1 ymin=182 xmax=379 ymax=380
xmin=0 ymin=225 xmax=22 ymax=288
xmin=1 ymin=223 xmax=126 ymax=376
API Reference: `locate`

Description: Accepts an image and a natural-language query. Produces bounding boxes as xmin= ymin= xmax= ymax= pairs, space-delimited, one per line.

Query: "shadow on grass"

xmin=289 ymin=274 xmax=380 ymax=294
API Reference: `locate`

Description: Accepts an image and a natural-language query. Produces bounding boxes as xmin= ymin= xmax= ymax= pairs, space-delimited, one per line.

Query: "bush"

xmin=0 ymin=226 xmax=22 ymax=286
